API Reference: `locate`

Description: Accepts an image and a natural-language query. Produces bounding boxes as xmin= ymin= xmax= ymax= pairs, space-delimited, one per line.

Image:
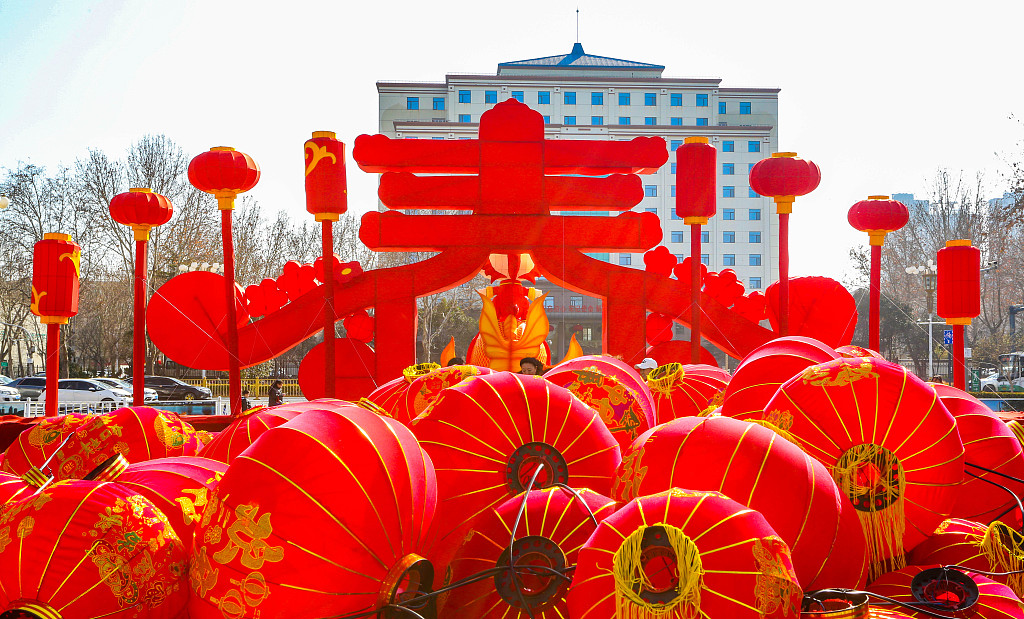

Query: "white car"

xmin=94 ymin=377 xmax=158 ymax=402
xmin=0 ymin=384 xmax=19 ymax=402
xmin=39 ymin=379 xmax=131 ymax=405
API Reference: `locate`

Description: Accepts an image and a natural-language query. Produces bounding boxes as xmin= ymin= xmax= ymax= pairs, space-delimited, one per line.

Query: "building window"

xmin=458 ymin=114 xmax=471 ymax=123
xmin=723 ymin=208 xmax=735 ymax=220
xmin=701 ymin=254 xmax=710 ymax=265
xmin=723 ymin=254 xmax=736 ymax=266
xmin=696 ymin=93 xmax=708 ymax=107
xmin=564 ymin=91 xmax=576 ymax=104
xmin=538 ymin=91 xmax=550 ymax=104
xmin=696 ymin=118 xmax=708 ymax=126
xmin=670 ymin=117 xmax=682 ymax=126
xmin=619 ymin=117 xmax=631 ymax=125
xmin=645 ymin=117 xmax=656 ymax=125
xmin=749 ymin=163 xmax=755 ymax=172
xmin=645 ymin=207 xmax=658 ymax=214
xmin=670 ymin=210 xmax=682 ymax=220
xmin=485 ymin=90 xmax=497 ymax=104
xmin=749 ymin=231 xmax=762 ymax=243
xmin=592 ymin=116 xmax=604 ymax=125
xmin=745 ymin=211 xmax=759 ymax=224
xmin=542 ymin=116 xmax=550 ymax=124
xmin=750 ymin=277 xmax=762 ymax=289
xmin=619 ymin=92 xmax=631 ymax=105
xmin=670 ymin=140 xmax=682 ymax=150
xmin=543 ymin=296 xmax=554 ymax=309
xmin=458 ymin=90 xmax=471 ymax=103
xmin=670 ymin=93 xmax=683 ymax=106
xmin=723 ymin=231 xmax=735 ymax=243
xmin=718 ymin=101 xmax=726 ymax=114
xmin=619 ymin=255 xmax=632 ymax=266
xmin=670 ymin=163 xmax=677 ymax=174
xmin=701 ymin=231 xmax=710 ymax=243
xmin=511 ymin=91 xmax=524 ymax=103
xmin=723 ymin=186 xmax=735 ymax=198
xmin=723 ymin=163 xmax=735 ymax=175
xmin=749 ymin=187 xmax=760 ymax=198
xmin=671 ymin=185 xmax=676 ymax=197
xmin=719 ymin=121 xmax=728 ymax=126
xmin=740 ymin=102 xmax=752 ymax=114
xmin=406 ymin=97 xmax=419 ymax=110
xmin=564 ymin=116 xmax=576 ymax=125
xmin=748 ymin=141 xmax=761 ymax=153
xmin=723 ymin=141 xmax=735 ymax=152
xmin=645 ymin=185 xmax=658 ymax=197
xmin=674 ymin=254 xmax=686 ymax=262
xmin=749 ymin=254 xmax=762 ymax=266
xmin=431 ymin=137 xmax=444 ymax=140
xmin=592 ymin=91 xmax=604 ymax=105
xmin=645 ymin=92 xmax=657 ymax=106
xmin=671 ymin=231 xmax=684 ymax=243
xmin=569 ymin=295 xmax=583 ymax=308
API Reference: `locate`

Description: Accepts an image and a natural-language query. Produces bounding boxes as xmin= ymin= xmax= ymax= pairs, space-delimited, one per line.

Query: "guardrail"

xmin=180 ymin=379 xmax=303 ymax=398
xmin=0 ymin=399 xmax=237 ymax=417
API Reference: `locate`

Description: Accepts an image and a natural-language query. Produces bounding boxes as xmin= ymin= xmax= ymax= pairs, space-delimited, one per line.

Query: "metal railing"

xmin=19 ymin=401 xmax=127 ymax=418
xmin=180 ymin=378 xmax=303 ymax=398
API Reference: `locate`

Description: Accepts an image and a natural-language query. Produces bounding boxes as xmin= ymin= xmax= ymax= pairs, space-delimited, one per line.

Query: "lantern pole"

xmin=953 ymin=324 xmax=966 ymax=390
xmin=133 ymin=234 xmax=147 ymax=406
xmin=219 ymin=205 xmax=242 ymax=416
xmin=777 ymin=200 xmax=793 ymax=336
xmin=688 ymin=222 xmax=704 ymax=363
xmin=322 ymin=219 xmax=336 ymax=397
xmin=868 ymin=242 xmax=882 ymax=351
xmin=676 ymin=136 xmax=716 ymax=361
xmin=44 ymin=322 xmax=60 ymax=417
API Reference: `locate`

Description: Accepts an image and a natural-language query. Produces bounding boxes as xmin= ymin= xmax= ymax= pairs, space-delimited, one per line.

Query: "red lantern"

xmin=197 ymin=403 xmax=307 ymax=463
xmin=764 ymin=276 xmax=859 ymax=346
xmin=189 ymin=401 xmax=437 ymax=618
xmin=304 ymin=131 xmax=348 ymax=221
xmin=813 ymin=496 xmax=871 ymax=589
xmin=645 ymin=312 xmax=674 ymax=345
xmin=402 ymin=364 xmax=493 ymax=426
xmin=756 ymin=357 xmax=965 ymax=578
xmin=836 ymin=344 xmax=884 ymax=359
xmin=748 ymin=152 xmax=821 ymax=214
xmin=0 ymin=480 xmax=189 ymax=618
xmin=720 ymin=336 xmax=839 ymax=421
xmin=646 ymin=362 xmax=729 ymax=422
xmin=362 ymin=363 xmax=442 ymax=423
xmin=613 ymin=416 xmax=851 ymax=590
xmin=109 ymin=187 xmax=173 ymax=241
xmin=1 ymin=412 xmax=94 ymax=479
xmin=675 ymin=137 xmax=716 ymax=223
xmin=31 ymin=233 xmax=81 ymax=324
xmin=410 ymin=372 xmax=621 ymax=573
xmin=849 ymin=195 xmax=910 ymax=352
xmin=543 ymin=355 xmax=656 ymax=450
xmin=0 ymin=470 xmax=31 ymax=504
xmin=867 ymin=564 xmax=1024 ymax=619
xmin=938 ymin=240 xmax=981 ymax=390
xmin=909 ymin=519 xmax=1024 ymax=599
xmin=445 ymin=487 xmax=616 ymax=618
xmin=568 ymin=489 xmax=802 ymax=619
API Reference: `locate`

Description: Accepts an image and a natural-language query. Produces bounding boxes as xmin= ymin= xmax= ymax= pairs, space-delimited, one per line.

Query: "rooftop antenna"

xmin=576 ymin=8 xmax=579 ymax=43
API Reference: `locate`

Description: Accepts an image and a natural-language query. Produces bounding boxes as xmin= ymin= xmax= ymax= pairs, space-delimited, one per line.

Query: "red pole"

xmin=133 ymin=237 xmax=147 ymax=407
xmin=322 ymin=220 xmax=336 ymax=397
xmin=221 ymin=210 xmax=242 ymax=416
xmin=690 ymin=224 xmax=702 ymax=363
xmin=869 ymin=243 xmax=881 ymax=352
xmin=779 ymin=211 xmax=790 ymax=336
xmin=45 ymin=322 xmax=60 ymax=417
xmin=953 ymin=324 xmax=966 ymax=390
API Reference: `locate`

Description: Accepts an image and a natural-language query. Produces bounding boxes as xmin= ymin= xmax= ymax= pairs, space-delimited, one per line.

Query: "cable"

xmin=961 ymin=470 xmax=1024 ymax=533
xmin=507 ymin=463 xmax=545 ymax=619
xmin=549 ymin=483 xmax=599 ymax=527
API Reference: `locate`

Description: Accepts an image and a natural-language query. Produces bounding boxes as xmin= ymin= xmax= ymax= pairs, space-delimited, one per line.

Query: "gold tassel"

xmin=403 ymin=363 xmax=440 ymax=383
xmin=830 ymin=444 xmax=906 ymax=580
xmin=746 ymin=419 xmax=799 ymax=446
xmin=646 ymin=363 xmax=684 ymax=398
xmin=1008 ymin=421 xmax=1024 ymax=449
xmin=612 ymin=524 xmax=704 ymax=619
xmin=980 ymin=521 xmax=1024 ymax=597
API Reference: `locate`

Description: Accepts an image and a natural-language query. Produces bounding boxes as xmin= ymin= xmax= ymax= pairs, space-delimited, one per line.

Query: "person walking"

xmin=268 ymin=380 xmax=284 ymax=406
xmin=241 ymin=388 xmax=252 ymax=411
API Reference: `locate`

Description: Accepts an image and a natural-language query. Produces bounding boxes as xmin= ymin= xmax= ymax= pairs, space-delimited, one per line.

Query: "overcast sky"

xmin=2 ymin=0 xmax=1021 ymax=283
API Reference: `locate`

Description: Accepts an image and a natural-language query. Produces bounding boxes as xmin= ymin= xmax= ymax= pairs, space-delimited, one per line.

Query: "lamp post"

xmin=906 ymin=262 xmax=938 ymax=379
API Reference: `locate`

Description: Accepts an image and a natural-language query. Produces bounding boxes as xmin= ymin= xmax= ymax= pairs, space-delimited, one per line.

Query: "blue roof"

xmin=498 ymin=43 xmax=664 ymax=71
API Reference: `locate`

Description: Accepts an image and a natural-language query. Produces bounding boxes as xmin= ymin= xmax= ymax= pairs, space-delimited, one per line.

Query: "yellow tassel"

xmin=980 ymin=521 xmax=1024 ymax=597
xmin=830 ymin=444 xmax=906 ymax=580
xmin=646 ymin=363 xmax=684 ymax=398
xmin=612 ymin=523 xmax=704 ymax=619
xmin=1007 ymin=421 xmax=1024 ymax=449
xmin=402 ymin=363 xmax=440 ymax=383
xmin=745 ymin=419 xmax=799 ymax=446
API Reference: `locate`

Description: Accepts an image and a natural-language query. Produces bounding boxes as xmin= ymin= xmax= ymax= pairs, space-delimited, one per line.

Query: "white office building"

xmin=378 ymin=42 xmax=780 ymax=294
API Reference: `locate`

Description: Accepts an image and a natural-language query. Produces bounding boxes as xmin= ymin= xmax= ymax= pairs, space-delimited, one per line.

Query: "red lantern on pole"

xmin=31 ymin=233 xmax=81 ymax=417
xmin=109 ymin=188 xmax=173 ymax=406
xmin=748 ymin=152 xmax=821 ymax=336
xmin=188 ymin=147 xmax=260 ymax=416
xmin=848 ymin=195 xmax=909 ymax=352
xmin=305 ymin=131 xmax=348 ymax=397
xmin=937 ymin=240 xmax=981 ymax=390
xmin=676 ymin=137 xmax=716 ymax=363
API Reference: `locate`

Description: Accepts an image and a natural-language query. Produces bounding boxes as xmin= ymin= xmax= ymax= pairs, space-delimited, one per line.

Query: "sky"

xmin=2 ymin=0 xmax=1022 ymax=284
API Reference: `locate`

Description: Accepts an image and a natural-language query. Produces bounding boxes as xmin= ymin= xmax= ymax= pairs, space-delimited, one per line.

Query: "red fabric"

xmin=116 ymin=456 xmax=228 ymax=541
xmin=836 ymin=344 xmax=884 ymax=359
xmin=812 ymin=494 xmax=870 ymax=589
xmin=197 ymin=400 xmax=334 ymax=464
xmin=403 ymin=364 xmax=493 ymax=425
xmin=187 ymin=148 xmax=260 ymax=195
xmin=847 ymin=197 xmax=910 ymax=234
xmin=189 ymin=401 xmax=436 ymax=618
xmin=0 ymin=480 xmax=188 ymax=618
xmin=613 ymin=416 xmax=848 ymax=589
xmin=304 ymin=133 xmax=348 ymax=217
xmin=647 ymin=363 xmax=729 ymax=422
xmin=109 ymin=189 xmax=173 ymax=229
xmin=675 ymin=139 xmax=716 ymax=220
xmin=445 ymin=487 xmax=616 ymax=618
xmin=568 ymin=489 xmax=802 ymax=619
xmin=0 ymin=470 xmax=30 ymax=504
xmin=31 ymin=234 xmax=80 ymax=321
xmin=868 ymin=564 xmax=1024 ymax=619
xmin=1 ymin=412 xmax=95 ymax=477
xmin=749 ymin=155 xmax=821 ymax=199
xmin=764 ymin=276 xmax=858 ymax=346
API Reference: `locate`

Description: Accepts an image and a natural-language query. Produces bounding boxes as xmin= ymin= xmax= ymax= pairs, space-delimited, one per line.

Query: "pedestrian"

xmin=268 ymin=380 xmax=284 ymax=406
xmin=241 ymin=388 xmax=252 ymax=411
xmin=634 ymin=357 xmax=658 ymax=380
xmin=447 ymin=357 xmax=466 ymax=367
xmin=519 ymin=357 xmax=544 ymax=375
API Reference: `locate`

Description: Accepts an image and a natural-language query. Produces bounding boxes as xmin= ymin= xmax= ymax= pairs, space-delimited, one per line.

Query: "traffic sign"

xmin=943 ymin=329 xmax=953 ymax=345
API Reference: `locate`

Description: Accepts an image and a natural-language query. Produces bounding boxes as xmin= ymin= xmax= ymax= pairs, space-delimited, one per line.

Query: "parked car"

xmin=0 ymin=383 xmax=19 ymax=402
xmin=39 ymin=379 xmax=131 ymax=405
xmin=129 ymin=376 xmax=212 ymax=400
xmin=0 ymin=375 xmax=11 ymax=384
xmin=94 ymin=377 xmax=158 ymax=403
xmin=6 ymin=376 xmax=46 ymax=400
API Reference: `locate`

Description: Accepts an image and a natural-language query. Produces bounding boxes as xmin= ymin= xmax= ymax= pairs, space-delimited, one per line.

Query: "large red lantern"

xmin=909 ymin=518 xmax=1024 ymax=599
xmin=189 ymin=401 xmax=437 ymax=618
xmin=32 ymin=233 xmax=81 ymax=417
xmin=867 ymin=564 xmax=1024 ymax=619
xmin=749 ymin=152 xmax=820 ymax=336
xmin=1 ymin=412 xmax=94 ymax=479
xmin=719 ymin=336 xmax=839 ymax=422
xmin=364 ymin=362 xmax=441 ymax=420
xmin=938 ymin=239 xmax=981 ymax=390
xmin=756 ymin=357 xmax=964 ymax=578
xmin=0 ymin=480 xmax=189 ymax=618
xmin=836 ymin=344 xmax=884 ymax=359
xmin=568 ymin=489 xmax=802 ymax=619
xmin=676 ymin=137 xmax=717 ymax=362
xmin=410 ymin=372 xmax=621 ymax=574
xmin=197 ymin=404 xmax=305 ymax=463
xmin=445 ymin=487 xmax=616 ymax=618
xmin=188 ymin=146 xmax=260 ymax=416
xmin=613 ymin=416 xmax=851 ymax=590
xmin=543 ymin=355 xmax=656 ymax=450
xmin=848 ymin=195 xmax=909 ymax=352
xmin=401 ymin=363 xmax=493 ymax=425
xmin=646 ymin=362 xmax=729 ymax=422
xmin=0 ymin=470 xmax=31 ymax=504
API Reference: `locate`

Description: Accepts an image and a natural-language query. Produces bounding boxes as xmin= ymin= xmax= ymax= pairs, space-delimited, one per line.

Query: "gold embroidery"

xmin=801 ymin=360 xmax=879 ymax=387
xmin=212 ymin=503 xmax=284 ymax=570
xmin=190 ymin=545 xmax=220 ymax=598
xmin=612 ymin=448 xmax=648 ymax=502
xmin=176 ymin=487 xmax=209 ymax=525
xmin=752 ymin=536 xmax=801 ymax=617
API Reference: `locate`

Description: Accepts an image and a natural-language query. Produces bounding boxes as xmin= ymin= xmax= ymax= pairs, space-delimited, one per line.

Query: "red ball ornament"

xmin=109 ymin=187 xmax=173 ymax=241
xmin=847 ymin=195 xmax=909 ymax=246
xmin=188 ymin=147 xmax=260 ymax=209
xmin=748 ymin=152 xmax=820 ymax=214
xmin=645 ymin=312 xmax=674 ymax=345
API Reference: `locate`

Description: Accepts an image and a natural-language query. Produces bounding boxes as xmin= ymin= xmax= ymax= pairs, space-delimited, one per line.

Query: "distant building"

xmin=892 ymin=193 xmax=930 ymax=214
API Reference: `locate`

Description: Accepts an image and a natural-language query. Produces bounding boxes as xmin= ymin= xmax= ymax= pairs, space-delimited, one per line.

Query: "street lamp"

xmin=906 ymin=262 xmax=938 ymax=379
xmin=0 ymin=195 xmax=10 ymax=210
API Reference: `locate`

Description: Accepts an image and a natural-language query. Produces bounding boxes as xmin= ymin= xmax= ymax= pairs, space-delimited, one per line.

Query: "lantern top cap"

xmin=946 ymin=239 xmax=972 ymax=247
xmin=771 ymin=152 xmax=798 ymax=158
xmin=210 ymin=146 xmax=235 ymax=152
xmin=42 ymin=233 xmax=72 ymax=241
xmin=312 ymin=131 xmax=337 ymax=139
xmin=867 ymin=195 xmax=889 ymax=200
xmin=128 ymin=188 xmax=153 ymax=193
xmin=684 ymin=136 xmax=709 ymax=145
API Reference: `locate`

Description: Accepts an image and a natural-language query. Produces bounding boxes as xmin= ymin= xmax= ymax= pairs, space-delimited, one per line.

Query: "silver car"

xmin=94 ymin=377 xmax=158 ymax=402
